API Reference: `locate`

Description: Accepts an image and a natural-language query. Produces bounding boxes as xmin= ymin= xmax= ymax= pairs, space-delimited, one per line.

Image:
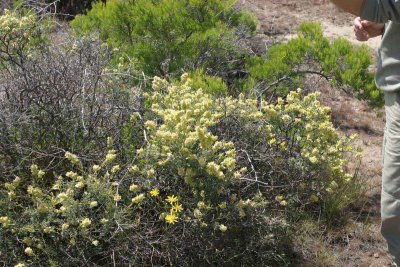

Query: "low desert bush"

xmin=0 ymin=74 xmax=361 ymax=266
xmin=0 ymin=11 xmax=140 ymax=177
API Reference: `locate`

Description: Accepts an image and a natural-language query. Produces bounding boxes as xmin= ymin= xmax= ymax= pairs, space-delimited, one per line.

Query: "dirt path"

xmin=241 ymin=0 xmax=391 ymax=266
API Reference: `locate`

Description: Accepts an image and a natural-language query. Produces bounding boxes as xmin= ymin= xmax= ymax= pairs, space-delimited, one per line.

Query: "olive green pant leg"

xmin=381 ymin=91 xmax=400 ymax=264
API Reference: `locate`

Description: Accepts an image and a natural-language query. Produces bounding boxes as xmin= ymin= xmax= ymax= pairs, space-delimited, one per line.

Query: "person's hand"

xmin=353 ymin=17 xmax=384 ymax=41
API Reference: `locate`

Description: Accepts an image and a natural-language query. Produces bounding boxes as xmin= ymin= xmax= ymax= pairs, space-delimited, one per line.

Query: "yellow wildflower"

xmin=57 ymin=192 xmax=68 ymax=201
xmin=309 ymin=156 xmax=318 ymax=164
xmin=239 ymin=209 xmax=246 ymax=217
xmin=43 ymin=226 xmax=53 ymax=233
xmin=30 ymin=164 xmax=39 ymax=176
xmin=149 ymin=188 xmax=160 ymax=197
xmin=166 ymin=195 xmax=178 ymax=204
xmin=194 ymin=208 xmax=202 ymax=218
xmin=172 ymin=203 xmax=183 ymax=213
xmin=165 ymin=213 xmax=178 ymax=224
xmin=197 ymin=201 xmax=206 ymax=209
xmin=268 ymin=137 xmax=276 ymax=145
xmin=218 ymin=202 xmax=227 ymax=209
xmin=130 ymin=112 xmax=139 ymax=123
xmin=279 ymin=200 xmax=288 ymax=206
xmin=144 ymin=120 xmax=157 ymax=130
xmin=8 ymin=191 xmax=15 ymax=199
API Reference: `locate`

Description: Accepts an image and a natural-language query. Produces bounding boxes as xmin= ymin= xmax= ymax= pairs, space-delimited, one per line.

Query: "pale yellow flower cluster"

xmin=65 ymin=151 xmax=80 ymax=165
xmin=0 ymin=11 xmax=37 ymax=54
xmin=131 ymin=193 xmax=145 ymax=204
xmin=30 ymin=164 xmax=45 ymax=179
xmin=219 ymin=224 xmax=228 ymax=232
xmin=4 ymin=176 xmax=21 ymax=200
xmin=24 ymin=247 xmax=34 ymax=256
xmin=0 ymin=216 xmax=10 ymax=228
xmin=237 ymin=198 xmax=256 ymax=217
xmin=80 ymin=218 xmax=91 ymax=228
xmin=142 ymin=74 xmax=240 ymax=191
xmin=234 ymin=88 xmax=358 ymax=192
xmin=275 ymin=196 xmax=288 ymax=206
xmin=104 ymin=150 xmax=117 ymax=164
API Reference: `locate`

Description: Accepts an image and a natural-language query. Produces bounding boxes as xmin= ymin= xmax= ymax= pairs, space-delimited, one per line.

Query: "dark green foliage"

xmin=71 ymin=0 xmax=257 ymax=79
xmin=186 ymin=68 xmax=228 ymax=96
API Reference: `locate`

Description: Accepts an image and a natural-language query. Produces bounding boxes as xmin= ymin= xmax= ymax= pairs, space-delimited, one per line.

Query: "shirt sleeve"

xmin=361 ymin=0 xmax=400 ymax=23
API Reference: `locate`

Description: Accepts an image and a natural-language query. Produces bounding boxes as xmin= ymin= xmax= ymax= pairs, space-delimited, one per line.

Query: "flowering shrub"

xmin=0 ymin=74 xmax=360 ymax=266
xmin=0 ymin=10 xmax=140 ymax=178
xmin=0 ymin=9 xmax=42 ymax=67
xmin=218 ymin=87 xmax=361 ymax=221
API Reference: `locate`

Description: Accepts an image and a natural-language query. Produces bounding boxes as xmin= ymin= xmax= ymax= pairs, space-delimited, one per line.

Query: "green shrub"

xmin=70 ymin=0 xmax=257 ymax=79
xmin=245 ymin=22 xmax=382 ymax=107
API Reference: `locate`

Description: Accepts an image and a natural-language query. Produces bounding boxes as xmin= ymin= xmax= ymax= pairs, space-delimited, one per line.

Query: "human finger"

xmin=354 ymin=30 xmax=369 ymax=41
xmin=361 ymin=20 xmax=374 ymax=27
xmin=353 ymin=17 xmax=363 ymax=29
xmin=353 ymin=24 xmax=369 ymax=41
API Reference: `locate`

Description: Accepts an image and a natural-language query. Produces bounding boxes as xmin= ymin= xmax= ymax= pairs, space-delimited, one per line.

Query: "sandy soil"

xmin=240 ymin=0 xmax=391 ymax=266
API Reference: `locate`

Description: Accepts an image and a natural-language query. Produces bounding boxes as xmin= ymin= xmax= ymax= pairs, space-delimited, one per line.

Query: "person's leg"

xmin=381 ymin=91 xmax=400 ymax=265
